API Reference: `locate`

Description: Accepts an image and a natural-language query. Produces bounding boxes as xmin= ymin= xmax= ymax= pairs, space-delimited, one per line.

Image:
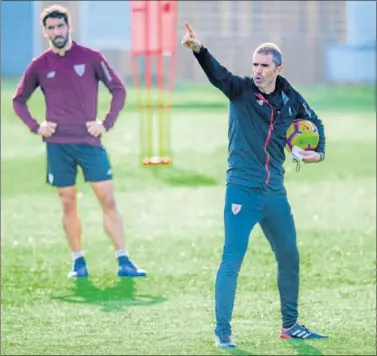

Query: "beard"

xmin=51 ymin=35 xmax=69 ymax=49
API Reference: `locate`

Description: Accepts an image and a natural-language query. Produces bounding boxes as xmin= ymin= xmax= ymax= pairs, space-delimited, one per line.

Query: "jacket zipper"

xmin=255 ymin=94 xmax=275 ymax=185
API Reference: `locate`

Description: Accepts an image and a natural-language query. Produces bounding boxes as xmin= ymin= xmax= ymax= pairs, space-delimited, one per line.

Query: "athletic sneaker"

xmin=117 ymin=256 xmax=147 ymax=277
xmin=67 ymin=256 xmax=88 ymax=278
xmin=280 ymin=323 xmax=328 ymax=339
xmin=215 ymin=333 xmax=236 ymax=348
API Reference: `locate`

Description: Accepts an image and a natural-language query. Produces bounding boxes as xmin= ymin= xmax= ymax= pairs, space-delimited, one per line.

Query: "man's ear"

xmin=277 ymin=65 xmax=284 ymax=75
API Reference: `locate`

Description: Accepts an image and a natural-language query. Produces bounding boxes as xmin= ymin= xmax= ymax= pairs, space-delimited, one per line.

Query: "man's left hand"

xmin=301 ymin=150 xmax=321 ymax=163
xmin=86 ymin=121 xmax=106 ymax=137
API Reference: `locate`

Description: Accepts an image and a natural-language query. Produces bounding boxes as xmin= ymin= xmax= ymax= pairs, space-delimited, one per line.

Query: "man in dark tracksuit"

xmin=182 ymin=23 xmax=328 ymax=347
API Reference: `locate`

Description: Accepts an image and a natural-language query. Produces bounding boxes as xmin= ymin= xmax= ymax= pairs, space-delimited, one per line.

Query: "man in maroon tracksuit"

xmin=13 ymin=5 xmax=146 ymax=278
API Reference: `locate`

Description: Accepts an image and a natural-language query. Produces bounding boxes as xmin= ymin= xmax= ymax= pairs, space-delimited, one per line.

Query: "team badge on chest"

xmin=74 ymin=64 xmax=85 ymax=77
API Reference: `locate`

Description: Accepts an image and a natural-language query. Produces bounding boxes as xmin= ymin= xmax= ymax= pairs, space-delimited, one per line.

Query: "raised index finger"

xmin=184 ymin=22 xmax=195 ymax=36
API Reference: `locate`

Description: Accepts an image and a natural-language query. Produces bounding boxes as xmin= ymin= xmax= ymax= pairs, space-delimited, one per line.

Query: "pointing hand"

xmin=181 ymin=22 xmax=202 ymax=53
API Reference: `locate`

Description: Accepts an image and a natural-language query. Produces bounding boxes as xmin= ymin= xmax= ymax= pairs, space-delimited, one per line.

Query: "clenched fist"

xmin=181 ymin=22 xmax=202 ymax=53
xmin=38 ymin=121 xmax=57 ymax=137
xmin=86 ymin=121 xmax=106 ymax=137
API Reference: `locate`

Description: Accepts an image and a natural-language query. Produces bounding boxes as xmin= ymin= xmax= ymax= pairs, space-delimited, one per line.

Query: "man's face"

xmin=252 ymin=53 xmax=283 ymax=90
xmin=44 ymin=17 xmax=69 ymax=49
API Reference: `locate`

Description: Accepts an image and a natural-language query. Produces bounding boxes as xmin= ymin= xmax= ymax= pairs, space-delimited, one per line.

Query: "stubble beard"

xmin=51 ymin=35 xmax=69 ymax=49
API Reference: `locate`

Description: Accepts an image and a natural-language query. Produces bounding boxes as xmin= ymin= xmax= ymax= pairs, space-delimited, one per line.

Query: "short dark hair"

xmin=40 ymin=5 xmax=70 ymax=27
xmin=254 ymin=43 xmax=282 ymax=68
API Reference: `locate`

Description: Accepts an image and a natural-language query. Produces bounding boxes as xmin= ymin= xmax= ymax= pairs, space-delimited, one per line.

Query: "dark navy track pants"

xmin=215 ymin=183 xmax=300 ymax=335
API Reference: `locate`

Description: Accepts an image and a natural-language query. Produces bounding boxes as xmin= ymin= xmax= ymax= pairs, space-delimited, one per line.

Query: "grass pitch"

xmin=1 ymin=82 xmax=376 ymax=355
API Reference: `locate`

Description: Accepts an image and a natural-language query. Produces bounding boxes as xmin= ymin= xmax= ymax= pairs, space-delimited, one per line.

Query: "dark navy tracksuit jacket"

xmin=192 ymin=47 xmax=326 ymax=334
xmin=193 ymin=47 xmax=325 ymax=189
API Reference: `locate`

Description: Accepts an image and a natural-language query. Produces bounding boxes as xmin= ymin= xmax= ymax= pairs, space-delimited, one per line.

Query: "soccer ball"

xmin=285 ymin=119 xmax=319 ymax=152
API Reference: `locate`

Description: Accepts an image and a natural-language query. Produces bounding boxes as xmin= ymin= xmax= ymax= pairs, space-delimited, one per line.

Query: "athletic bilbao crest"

xmin=231 ymin=204 xmax=242 ymax=215
xmin=74 ymin=64 xmax=85 ymax=76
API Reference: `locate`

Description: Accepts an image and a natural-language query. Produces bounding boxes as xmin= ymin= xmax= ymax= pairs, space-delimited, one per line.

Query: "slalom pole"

xmin=144 ymin=2 xmax=153 ymax=164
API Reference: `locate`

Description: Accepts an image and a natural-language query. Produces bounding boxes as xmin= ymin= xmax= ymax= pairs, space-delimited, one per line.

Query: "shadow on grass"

xmin=51 ymin=278 xmax=166 ymax=312
xmin=219 ymin=339 xmax=323 ymax=355
xmin=287 ymin=339 xmax=324 ymax=355
xmin=217 ymin=338 xmax=324 ymax=355
xmin=150 ymin=166 xmax=218 ymax=187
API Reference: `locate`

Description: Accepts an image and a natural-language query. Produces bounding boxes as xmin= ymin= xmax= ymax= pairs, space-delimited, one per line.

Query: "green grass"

xmin=1 ymin=81 xmax=376 ymax=355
